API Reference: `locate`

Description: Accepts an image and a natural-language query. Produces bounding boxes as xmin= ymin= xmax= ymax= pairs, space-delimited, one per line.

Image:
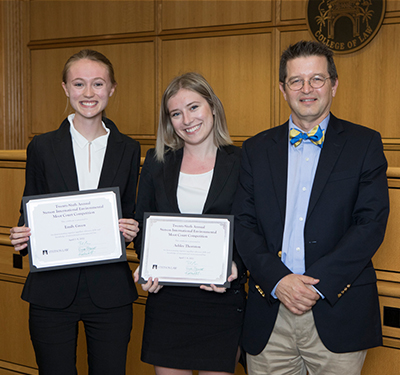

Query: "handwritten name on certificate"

xmin=24 ymin=189 xmax=125 ymax=272
xmin=139 ymin=214 xmax=233 ymax=287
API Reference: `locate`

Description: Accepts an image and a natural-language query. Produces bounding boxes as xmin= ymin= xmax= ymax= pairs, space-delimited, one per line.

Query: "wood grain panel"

xmin=0 ymin=3 xmax=3 ymax=149
xmin=0 ymin=0 xmax=28 ymax=149
xmin=384 ymin=150 xmax=400 ymax=168
xmin=379 ymin=295 xmax=400 ymax=342
xmin=387 ymin=1 xmax=400 ymax=12
xmin=0 ymin=366 xmax=36 ymax=375
xmin=162 ymin=33 xmax=272 ymax=138
xmin=0 ymin=168 xmax=25 ymax=228
xmin=0 ymin=274 xmax=36 ymax=370
xmin=279 ymin=0 xmax=307 ymax=22
xmin=0 ymin=245 xmax=30 ymax=278
xmin=30 ymin=0 xmax=155 ymax=41
xmin=31 ymin=42 xmax=155 ymax=137
xmin=161 ymin=0 xmax=272 ymax=31
xmin=331 ymin=23 xmax=400 ymax=137
xmin=362 ymin=346 xmax=400 ymax=375
xmin=373 ymin=187 xmax=400 ymax=273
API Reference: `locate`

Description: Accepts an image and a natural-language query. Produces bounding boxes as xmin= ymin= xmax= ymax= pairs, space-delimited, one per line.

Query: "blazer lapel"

xmin=163 ymin=148 xmax=183 ymax=212
xmin=307 ymin=114 xmax=346 ymax=219
xmin=52 ymin=119 xmax=79 ymax=191
xmin=203 ymin=146 xmax=234 ymax=213
xmin=267 ymin=123 xmax=289 ymax=223
xmin=98 ymin=120 xmax=125 ymax=189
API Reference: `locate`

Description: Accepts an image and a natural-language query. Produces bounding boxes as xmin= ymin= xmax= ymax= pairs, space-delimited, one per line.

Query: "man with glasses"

xmin=233 ymin=40 xmax=389 ymax=374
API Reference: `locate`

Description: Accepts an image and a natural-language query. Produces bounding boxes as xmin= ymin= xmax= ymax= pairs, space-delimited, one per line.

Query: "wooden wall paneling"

xmin=31 ymin=48 xmax=83 ymax=134
xmin=0 ymin=2 xmax=5 ymax=149
xmin=161 ymin=32 xmax=273 ymax=139
xmin=279 ymin=0 xmax=307 ymax=22
xmin=379 ymin=295 xmax=400 ymax=346
xmin=362 ymin=346 xmax=400 ymax=375
xmin=0 ymin=162 xmax=26 ymax=234
xmin=30 ymin=42 xmax=156 ymax=140
xmin=30 ymin=0 xmax=155 ymax=41
xmin=160 ymin=0 xmax=272 ymax=31
xmin=0 ymin=270 xmax=36 ymax=372
xmin=331 ymin=22 xmax=400 ymax=138
xmin=0 ymin=0 xmax=29 ymax=150
xmin=384 ymin=148 xmax=400 ymax=168
xmin=373 ymin=186 xmax=400 ymax=273
xmin=386 ymin=1 xmax=400 ymax=12
xmin=0 ymin=367 xmax=35 ymax=375
xmin=0 ymin=245 xmax=30 ymax=279
xmin=97 ymin=42 xmax=156 ymax=138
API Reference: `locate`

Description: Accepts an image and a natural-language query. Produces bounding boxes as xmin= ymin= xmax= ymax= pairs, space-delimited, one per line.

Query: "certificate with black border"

xmin=138 ymin=213 xmax=233 ymax=287
xmin=23 ymin=187 xmax=126 ymax=272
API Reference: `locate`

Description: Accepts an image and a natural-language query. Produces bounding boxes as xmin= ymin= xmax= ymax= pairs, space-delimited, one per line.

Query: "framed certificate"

xmin=23 ymin=187 xmax=126 ymax=272
xmin=138 ymin=213 xmax=234 ymax=287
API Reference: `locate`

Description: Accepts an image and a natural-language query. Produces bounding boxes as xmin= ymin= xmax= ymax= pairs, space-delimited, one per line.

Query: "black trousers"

xmin=29 ymin=269 xmax=133 ymax=375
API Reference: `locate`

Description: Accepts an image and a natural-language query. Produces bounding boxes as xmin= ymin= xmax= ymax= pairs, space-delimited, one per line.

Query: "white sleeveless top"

xmin=177 ymin=169 xmax=214 ymax=214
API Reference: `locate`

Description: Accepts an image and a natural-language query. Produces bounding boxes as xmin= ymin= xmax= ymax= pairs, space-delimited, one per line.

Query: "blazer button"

xmin=278 ymin=251 xmax=282 ymax=258
xmin=338 ymin=293 xmax=342 ymax=298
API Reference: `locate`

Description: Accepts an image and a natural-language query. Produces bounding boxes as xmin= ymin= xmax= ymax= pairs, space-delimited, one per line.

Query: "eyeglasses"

xmin=285 ymin=76 xmax=332 ymax=91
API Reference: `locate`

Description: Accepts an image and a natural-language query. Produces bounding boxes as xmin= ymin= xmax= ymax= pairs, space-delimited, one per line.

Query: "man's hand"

xmin=275 ymin=274 xmax=320 ymax=315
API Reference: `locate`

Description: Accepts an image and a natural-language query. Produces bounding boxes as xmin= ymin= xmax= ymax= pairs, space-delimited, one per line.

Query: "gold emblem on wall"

xmin=306 ymin=0 xmax=385 ymax=54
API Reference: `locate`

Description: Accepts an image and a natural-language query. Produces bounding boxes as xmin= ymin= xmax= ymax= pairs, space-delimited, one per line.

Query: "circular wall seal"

xmin=306 ymin=0 xmax=386 ymax=54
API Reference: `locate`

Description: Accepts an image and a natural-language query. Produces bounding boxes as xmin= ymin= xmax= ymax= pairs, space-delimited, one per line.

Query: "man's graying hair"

xmin=279 ymin=40 xmax=338 ymax=85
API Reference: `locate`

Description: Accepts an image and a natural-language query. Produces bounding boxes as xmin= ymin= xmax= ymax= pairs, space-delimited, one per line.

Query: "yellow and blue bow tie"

xmin=289 ymin=125 xmax=325 ymax=148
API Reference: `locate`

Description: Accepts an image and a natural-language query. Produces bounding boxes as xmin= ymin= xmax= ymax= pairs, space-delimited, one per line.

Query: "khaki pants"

xmin=247 ymin=304 xmax=367 ymax=375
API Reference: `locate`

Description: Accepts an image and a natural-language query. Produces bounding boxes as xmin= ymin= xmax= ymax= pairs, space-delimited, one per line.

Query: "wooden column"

xmin=0 ymin=1 xmax=29 ymax=150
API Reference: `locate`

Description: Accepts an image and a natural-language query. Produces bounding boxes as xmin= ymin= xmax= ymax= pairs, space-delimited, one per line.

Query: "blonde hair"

xmin=155 ymin=72 xmax=232 ymax=161
xmin=62 ymin=49 xmax=116 ymax=85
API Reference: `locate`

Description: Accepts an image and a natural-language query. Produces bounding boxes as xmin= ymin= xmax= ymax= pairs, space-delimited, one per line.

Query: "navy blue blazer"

xmin=232 ymin=113 xmax=389 ymax=354
xmin=18 ymin=118 xmax=140 ymax=309
xmin=134 ymin=145 xmax=247 ymax=287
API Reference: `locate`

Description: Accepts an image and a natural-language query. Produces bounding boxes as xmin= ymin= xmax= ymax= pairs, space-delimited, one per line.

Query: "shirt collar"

xmin=68 ymin=114 xmax=110 ymax=150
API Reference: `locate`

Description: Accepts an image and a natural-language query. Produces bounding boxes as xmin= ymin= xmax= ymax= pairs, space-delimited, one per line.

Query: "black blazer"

xmin=19 ymin=118 xmax=140 ymax=309
xmin=134 ymin=146 xmax=247 ymax=287
xmin=232 ymin=114 xmax=390 ymax=354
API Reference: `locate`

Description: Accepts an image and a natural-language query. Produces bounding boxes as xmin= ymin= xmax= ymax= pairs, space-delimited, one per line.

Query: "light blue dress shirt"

xmin=271 ymin=114 xmax=329 ymax=298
